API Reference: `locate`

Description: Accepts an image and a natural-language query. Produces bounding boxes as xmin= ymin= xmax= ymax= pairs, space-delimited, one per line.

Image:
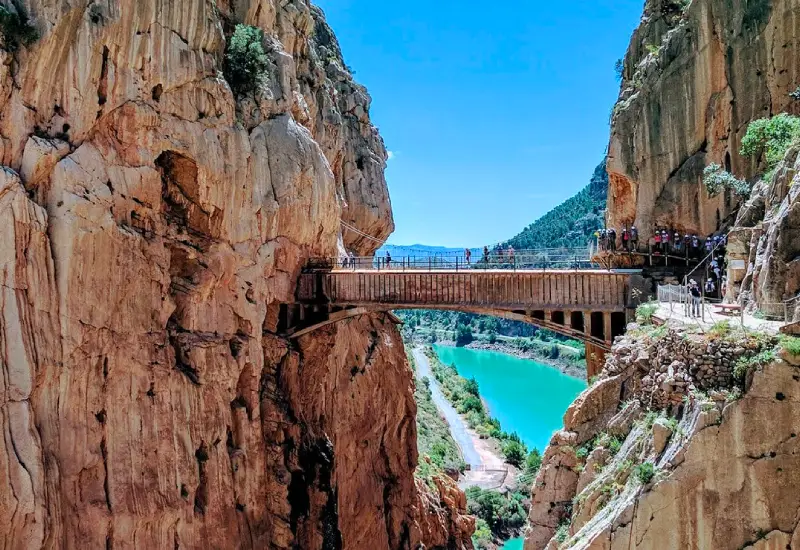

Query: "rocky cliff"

xmin=607 ymin=0 xmax=800 ymax=236
xmin=0 ymin=1 xmax=472 ymax=548
xmin=524 ymin=324 xmax=800 ymax=549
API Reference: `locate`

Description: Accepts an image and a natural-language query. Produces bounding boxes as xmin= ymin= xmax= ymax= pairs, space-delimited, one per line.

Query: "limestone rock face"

xmin=607 ymin=0 xmax=800 ymax=236
xmin=0 ymin=2 xmax=468 ymax=549
xmin=728 ymin=147 xmax=800 ymax=318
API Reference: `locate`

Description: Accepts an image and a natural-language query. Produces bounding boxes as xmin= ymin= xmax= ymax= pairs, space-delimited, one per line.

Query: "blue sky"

xmin=316 ymin=0 xmax=644 ymax=248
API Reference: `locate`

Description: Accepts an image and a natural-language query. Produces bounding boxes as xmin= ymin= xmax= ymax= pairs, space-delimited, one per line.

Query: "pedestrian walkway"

xmin=655 ymin=303 xmax=784 ymax=333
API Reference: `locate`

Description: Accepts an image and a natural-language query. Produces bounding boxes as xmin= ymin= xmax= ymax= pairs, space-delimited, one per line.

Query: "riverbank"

xmin=425 ymin=337 xmax=586 ymax=380
xmin=413 ymin=348 xmax=516 ymax=490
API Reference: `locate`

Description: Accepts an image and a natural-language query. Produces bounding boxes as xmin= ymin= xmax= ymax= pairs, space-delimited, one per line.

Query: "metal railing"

xmin=306 ymin=247 xmax=598 ymax=272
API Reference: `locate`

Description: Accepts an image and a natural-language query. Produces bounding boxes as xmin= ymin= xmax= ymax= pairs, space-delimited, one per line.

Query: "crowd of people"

xmin=595 ymin=226 xmax=728 ymax=259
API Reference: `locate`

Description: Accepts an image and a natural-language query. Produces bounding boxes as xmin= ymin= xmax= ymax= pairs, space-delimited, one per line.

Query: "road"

xmin=412 ymin=348 xmax=482 ymax=466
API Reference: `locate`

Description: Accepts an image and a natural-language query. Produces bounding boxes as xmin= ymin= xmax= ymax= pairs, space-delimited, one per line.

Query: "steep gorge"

xmin=523 ymin=0 xmax=800 ymax=548
xmin=0 ymin=1 xmax=472 ymax=548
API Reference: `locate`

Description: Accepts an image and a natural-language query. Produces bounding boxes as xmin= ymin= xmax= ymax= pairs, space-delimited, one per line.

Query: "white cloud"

xmin=387 ymin=150 xmax=396 ymax=161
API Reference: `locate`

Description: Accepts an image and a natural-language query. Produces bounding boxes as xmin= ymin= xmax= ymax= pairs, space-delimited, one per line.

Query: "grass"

xmin=634 ymin=462 xmax=656 ymax=484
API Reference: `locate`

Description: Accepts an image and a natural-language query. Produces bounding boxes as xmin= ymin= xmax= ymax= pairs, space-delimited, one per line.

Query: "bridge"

xmin=283 ymin=251 xmax=647 ymax=378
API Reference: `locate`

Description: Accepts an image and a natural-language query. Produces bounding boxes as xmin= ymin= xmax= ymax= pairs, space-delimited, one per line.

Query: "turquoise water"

xmin=433 ymin=345 xmax=587 ymax=453
xmin=502 ymin=538 xmax=523 ymax=550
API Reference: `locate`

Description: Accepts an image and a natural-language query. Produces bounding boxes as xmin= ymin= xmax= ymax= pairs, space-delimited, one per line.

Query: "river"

xmin=433 ymin=345 xmax=587 ymax=456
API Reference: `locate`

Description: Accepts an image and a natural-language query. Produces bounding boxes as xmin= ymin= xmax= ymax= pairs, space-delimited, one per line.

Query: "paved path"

xmin=655 ymin=303 xmax=784 ymax=333
xmin=412 ymin=348 xmax=481 ymax=465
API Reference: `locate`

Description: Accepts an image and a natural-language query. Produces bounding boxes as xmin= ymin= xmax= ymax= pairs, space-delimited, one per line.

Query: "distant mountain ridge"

xmin=381 ymin=160 xmax=608 ymax=256
xmin=503 ymin=161 xmax=608 ymax=250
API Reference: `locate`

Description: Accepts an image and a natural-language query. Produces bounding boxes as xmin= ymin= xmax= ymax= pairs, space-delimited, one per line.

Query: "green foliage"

xmin=645 ymin=43 xmax=660 ymax=56
xmin=779 ymin=335 xmax=800 ymax=357
xmin=576 ymin=444 xmax=590 ymax=460
xmin=634 ymin=462 xmax=656 ymax=485
xmin=0 ymin=5 xmax=38 ymax=51
xmin=708 ymin=320 xmax=733 ymax=338
xmin=457 ymin=395 xmax=484 ymax=415
xmin=554 ymin=521 xmax=570 ymax=543
xmin=636 ymin=301 xmax=658 ymax=324
xmin=466 ymin=487 xmax=528 ymax=539
xmin=526 ymin=449 xmax=542 ymax=473
xmin=414 ymin=373 xmax=465 ymax=475
xmin=501 ymin=440 xmax=527 ymax=468
xmin=505 ymin=161 xmax=608 ymax=250
xmin=224 ymin=24 xmax=270 ymax=96
xmin=702 ymin=163 xmax=752 ymax=198
xmin=595 ymin=432 xmax=622 ymax=455
xmin=733 ymin=348 xmax=778 ymax=382
xmin=472 ymin=518 xmax=493 ymax=549
xmin=455 ymin=323 xmax=474 ymax=347
xmin=740 ymin=114 xmax=800 ymax=173
xmin=465 ymin=377 xmax=480 ymax=396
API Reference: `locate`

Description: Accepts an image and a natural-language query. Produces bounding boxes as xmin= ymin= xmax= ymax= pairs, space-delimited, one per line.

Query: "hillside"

xmin=504 ymin=161 xmax=608 ymax=250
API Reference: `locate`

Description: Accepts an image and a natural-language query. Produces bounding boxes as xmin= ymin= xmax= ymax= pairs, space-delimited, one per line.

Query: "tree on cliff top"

xmin=740 ymin=114 xmax=800 ymax=174
xmin=224 ymin=24 xmax=270 ymax=96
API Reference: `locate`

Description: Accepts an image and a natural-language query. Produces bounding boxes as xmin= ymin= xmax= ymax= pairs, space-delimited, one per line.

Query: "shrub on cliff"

xmin=741 ymin=113 xmax=800 ymax=176
xmin=502 ymin=440 xmax=527 ymax=468
xmin=702 ymin=164 xmax=751 ymax=198
xmin=0 ymin=5 xmax=38 ymax=51
xmin=224 ymin=24 xmax=270 ymax=96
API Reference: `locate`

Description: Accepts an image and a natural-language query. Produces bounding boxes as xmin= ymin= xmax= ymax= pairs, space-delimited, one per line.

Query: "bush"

xmin=502 ymin=440 xmax=527 ymax=468
xmin=466 ymin=487 xmax=528 ymax=536
xmin=0 ymin=5 xmax=38 ymax=51
xmin=465 ymin=377 xmax=480 ymax=396
xmin=741 ymin=114 xmax=800 ymax=173
xmin=733 ymin=348 xmax=777 ymax=382
xmin=634 ymin=462 xmax=656 ymax=484
xmin=457 ymin=395 xmax=484 ymax=415
xmin=636 ymin=301 xmax=658 ymax=324
xmin=472 ymin=518 xmax=493 ymax=549
xmin=554 ymin=521 xmax=570 ymax=543
xmin=702 ymin=163 xmax=751 ymax=198
xmin=779 ymin=335 xmax=800 ymax=356
xmin=224 ymin=24 xmax=270 ymax=95
xmin=455 ymin=323 xmax=474 ymax=347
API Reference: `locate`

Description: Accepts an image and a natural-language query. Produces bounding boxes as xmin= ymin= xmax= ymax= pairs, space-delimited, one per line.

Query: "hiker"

xmin=508 ymin=245 xmax=515 ymax=265
xmin=622 ymin=228 xmax=630 ymax=251
xmin=662 ymin=230 xmax=670 ymax=253
xmin=654 ymin=230 xmax=662 ymax=253
xmin=705 ymin=278 xmax=716 ymax=296
xmin=689 ymin=279 xmax=702 ymax=317
xmin=673 ymin=231 xmax=682 ymax=253
xmin=608 ymin=228 xmax=617 ymax=252
xmin=691 ymin=234 xmax=700 ymax=258
xmin=482 ymin=246 xmax=490 ymax=265
xmin=721 ymin=275 xmax=728 ymax=298
xmin=705 ymin=237 xmax=713 ymax=255
xmin=385 ymin=251 xmax=392 ymax=269
xmin=465 ymin=248 xmax=472 ymax=264
xmin=630 ymin=226 xmax=639 ymax=251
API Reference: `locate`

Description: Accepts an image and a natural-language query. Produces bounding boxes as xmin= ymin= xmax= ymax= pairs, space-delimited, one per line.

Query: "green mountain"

xmin=504 ymin=161 xmax=608 ymax=250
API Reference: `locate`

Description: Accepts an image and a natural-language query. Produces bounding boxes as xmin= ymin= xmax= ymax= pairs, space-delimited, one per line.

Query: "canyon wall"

xmin=524 ymin=325 xmax=800 ymax=550
xmin=0 ymin=1 xmax=472 ymax=548
xmin=607 ymin=0 xmax=800 ymax=236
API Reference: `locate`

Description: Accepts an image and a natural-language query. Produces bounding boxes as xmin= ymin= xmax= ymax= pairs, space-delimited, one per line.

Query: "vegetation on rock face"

xmin=633 ymin=461 xmax=656 ymax=484
xmin=635 ymin=301 xmax=658 ymax=325
xmin=702 ymin=163 xmax=751 ymax=198
xmin=224 ymin=24 xmax=270 ymax=96
xmin=0 ymin=5 xmax=38 ymax=51
xmin=740 ymin=114 xmax=800 ymax=176
xmin=504 ymin=161 xmax=608 ymax=250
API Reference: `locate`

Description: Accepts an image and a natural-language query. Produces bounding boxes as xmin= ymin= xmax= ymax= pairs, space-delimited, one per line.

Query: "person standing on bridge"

xmin=630 ymin=226 xmax=639 ymax=251
xmin=608 ymin=228 xmax=617 ymax=252
xmin=622 ymin=227 xmax=630 ymax=251
xmin=465 ymin=248 xmax=472 ymax=265
xmin=482 ymin=246 xmax=490 ymax=266
xmin=508 ymin=245 xmax=515 ymax=266
xmin=385 ymin=250 xmax=392 ymax=269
